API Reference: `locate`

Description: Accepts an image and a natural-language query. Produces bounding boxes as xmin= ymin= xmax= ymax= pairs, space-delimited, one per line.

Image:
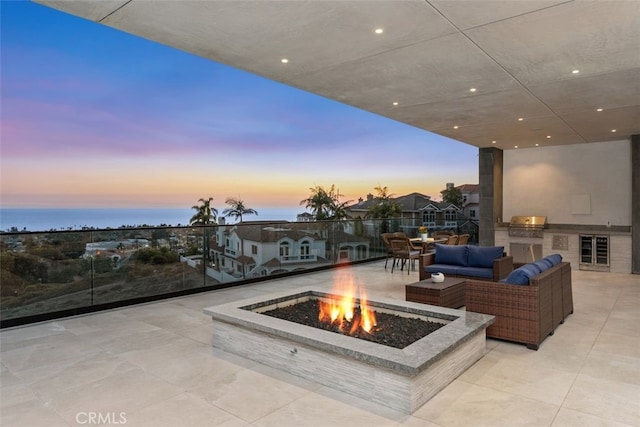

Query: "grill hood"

xmin=508 ymin=216 xmax=547 ymax=238
xmin=509 ymin=216 xmax=547 ymax=227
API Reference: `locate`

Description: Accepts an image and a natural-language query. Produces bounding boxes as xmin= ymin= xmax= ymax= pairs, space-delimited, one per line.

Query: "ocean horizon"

xmin=0 ymin=207 xmax=304 ymax=232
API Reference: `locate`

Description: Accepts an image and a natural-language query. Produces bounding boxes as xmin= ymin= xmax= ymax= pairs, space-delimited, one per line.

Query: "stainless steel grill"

xmin=508 ymin=216 xmax=547 ymax=238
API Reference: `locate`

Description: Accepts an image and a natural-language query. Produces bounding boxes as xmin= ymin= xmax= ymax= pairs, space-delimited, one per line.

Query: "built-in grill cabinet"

xmin=510 ymin=242 xmax=543 ymax=264
xmin=507 ymin=216 xmax=547 ymax=264
xmin=580 ymin=235 xmax=610 ymax=272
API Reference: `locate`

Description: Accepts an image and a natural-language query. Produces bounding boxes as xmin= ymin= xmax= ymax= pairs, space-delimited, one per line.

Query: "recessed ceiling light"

xmin=469 ymin=88 xmax=477 ymax=92
xmin=611 ymin=129 xmax=617 ymax=132
xmin=374 ymin=28 xmax=384 ymax=34
xmin=492 ymin=140 xmax=496 ymax=144
xmin=514 ymin=145 xmax=519 ymax=148
xmin=281 ymin=58 xmax=289 ymax=63
xmin=453 ymin=125 xmax=459 ymax=129
xmin=596 ymin=108 xmax=603 ymax=112
xmin=572 ymin=69 xmax=580 ymax=74
xmin=392 ymin=101 xmax=398 ymax=106
xmin=546 ymin=135 xmax=551 ymax=139
xmin=535 ymin=143 xmax=539 ymax=147
xmin=518 ymin=118 xmax=524 ymax=121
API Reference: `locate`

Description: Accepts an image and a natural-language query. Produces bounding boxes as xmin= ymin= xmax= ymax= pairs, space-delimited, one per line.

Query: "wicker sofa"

xmin=465 ymin=258 xmax=573 ymax=350
xmin=418 ymin=244 xmax=514 ymax=282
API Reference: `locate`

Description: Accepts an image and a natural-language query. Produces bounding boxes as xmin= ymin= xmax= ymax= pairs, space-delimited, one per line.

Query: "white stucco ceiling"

xmin=34 ymin=0 xmax=640 ymax=150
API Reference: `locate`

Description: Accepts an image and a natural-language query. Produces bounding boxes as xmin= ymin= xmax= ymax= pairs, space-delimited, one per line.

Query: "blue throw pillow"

xmin=504 ymin=263 xmax=539 ymax=285
xmin=545 ymin=254 xmax=563 ymax=266
xmin=539 ymin=257 xmax=554 ymax=269
xmin=533 ymin=259 xmax=550 ymax=273
xmin=528 ymin=262 xmax=543 ymax=274
xmin=468 ymin=245 xmax=504 ymax=268
xmin=434 ymin=244 xmax=468 ymax=266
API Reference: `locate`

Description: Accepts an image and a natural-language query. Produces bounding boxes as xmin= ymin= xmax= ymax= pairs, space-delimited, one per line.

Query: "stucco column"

xmin=478 ymin=147 xmax=503 ymax=246
xmin=632 ymin=135 xmax=640 ymax=274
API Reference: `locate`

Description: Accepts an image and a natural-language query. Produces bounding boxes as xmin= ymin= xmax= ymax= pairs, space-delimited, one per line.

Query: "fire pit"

xmin=204 ymin=285 xmax=494 ymax=414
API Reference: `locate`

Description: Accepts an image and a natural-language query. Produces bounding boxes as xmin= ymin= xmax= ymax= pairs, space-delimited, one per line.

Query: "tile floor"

xmin=1 ymin=262 xmax=639 ymax=427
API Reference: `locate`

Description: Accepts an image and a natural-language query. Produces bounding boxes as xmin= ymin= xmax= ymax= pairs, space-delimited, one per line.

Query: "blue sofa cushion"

xmin=456 ymin=267 xmax=494 ymax=279
xmin=424 ymin=264 xmax=462 ymax=276
xmin=504 ymin=263 xmax=540 ymax=285
xmin=468 ymin=245 xmax=504 ymax=268
xmin=545 ymin=254 xmax=563 ymax=266
xmin=434 ymin=244 xmax=469 ymax=266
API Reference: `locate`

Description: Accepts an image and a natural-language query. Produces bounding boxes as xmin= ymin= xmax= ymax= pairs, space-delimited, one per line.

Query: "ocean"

xmin=0 ymin=207 xmax=302 ymax=232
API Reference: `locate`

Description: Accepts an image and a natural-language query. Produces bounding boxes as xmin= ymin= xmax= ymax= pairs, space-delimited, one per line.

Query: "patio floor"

xmin=1 ymin=261 xmax=639 ymax=426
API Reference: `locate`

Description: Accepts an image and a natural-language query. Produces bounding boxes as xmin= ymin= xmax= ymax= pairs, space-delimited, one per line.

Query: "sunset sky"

xmin=1 ymin=1 xmax=479 ymax=211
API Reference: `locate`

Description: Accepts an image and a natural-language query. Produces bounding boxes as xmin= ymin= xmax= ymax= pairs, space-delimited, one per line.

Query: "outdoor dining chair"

xmin=389 ymin=237 xmax=421 ymax=274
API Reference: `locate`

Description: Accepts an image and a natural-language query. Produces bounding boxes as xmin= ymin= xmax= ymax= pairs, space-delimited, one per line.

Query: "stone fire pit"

xmin=204 ymin=288 xmax=494 ymax=414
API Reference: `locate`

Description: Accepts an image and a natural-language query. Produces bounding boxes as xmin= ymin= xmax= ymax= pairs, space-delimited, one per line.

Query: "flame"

xmin=318 ymin=271 xmax=377 ymax=334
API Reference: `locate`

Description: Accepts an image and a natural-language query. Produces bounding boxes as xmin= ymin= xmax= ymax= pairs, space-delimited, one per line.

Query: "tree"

xmin=189 ymin=197 xmax=218 ymax=268
xmin=189 ymin=197 xmax=218 ymax=225
xmin=365 ymin=185 xmax=402 ymax=233
xmin=300 ymin=185 xmax=333 ymax=220
xmin=300 ymin=185 xmax=352 ymax=221
xmin=440 ymin=185 xmax=463 ymax=208
xmin=223 ymin=197 xmax=258 ymax=223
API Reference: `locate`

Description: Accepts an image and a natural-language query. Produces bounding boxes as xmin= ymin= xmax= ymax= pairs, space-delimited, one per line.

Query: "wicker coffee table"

xmin=405 ymin=277 xmax=467 ymax=308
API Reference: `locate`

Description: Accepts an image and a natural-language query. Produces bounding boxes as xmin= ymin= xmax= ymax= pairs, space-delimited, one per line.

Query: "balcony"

xmin=1 ymin=262 xmax=637 ymax=425
xmin=279 ymin=249 xmax=318 ymax=263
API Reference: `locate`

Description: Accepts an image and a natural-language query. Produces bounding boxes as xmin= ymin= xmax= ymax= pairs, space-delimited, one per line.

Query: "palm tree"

xmin=189 ymin=197 xmax=218 ymax=269
xmin=300 ymin=184 xmax=351 ymax=221
xmin=300 ymin=185 xmax=333 ymax=220
xmin=223 ymin=197 xmax=258 ymax=223
xmin=189 ymin=197 xmax=218 ymax=225
xmin=365 ymin=185 xmax=402 ymax=233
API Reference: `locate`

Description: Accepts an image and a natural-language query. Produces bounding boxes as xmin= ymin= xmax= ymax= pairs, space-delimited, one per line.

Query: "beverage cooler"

xmin=580 ymin=235 xmax=610 ymax=271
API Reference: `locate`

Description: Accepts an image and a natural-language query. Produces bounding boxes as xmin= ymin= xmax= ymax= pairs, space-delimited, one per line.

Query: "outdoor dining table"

xmin=409 ymin=237 xmax=448 ymax=253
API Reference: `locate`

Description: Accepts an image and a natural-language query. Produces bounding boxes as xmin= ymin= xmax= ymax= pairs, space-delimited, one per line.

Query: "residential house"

xmin=209 ymin=223 xmax=328 ymax=281
xmin=296 ymin=212 xmax=315 ymax=222
xmin=457 ymin=183 xmax=480 ymax=220
xmin=348 ymin=192 xmax=462 ymax=236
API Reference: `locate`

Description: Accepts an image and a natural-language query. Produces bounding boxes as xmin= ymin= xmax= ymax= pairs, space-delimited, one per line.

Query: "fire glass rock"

xmin=262 ymin=298 xmax=445 ymax=349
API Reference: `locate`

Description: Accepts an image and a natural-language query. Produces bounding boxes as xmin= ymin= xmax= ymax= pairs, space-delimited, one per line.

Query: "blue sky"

xmin=1 ymin=0 xmax=479 ymax=210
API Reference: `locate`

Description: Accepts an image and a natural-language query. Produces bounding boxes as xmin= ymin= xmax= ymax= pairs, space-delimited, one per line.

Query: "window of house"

xmin=445 ymin=210 xmax=457 ymax=221
xmin=300 ymin=240 xmax=310 ymax=258
xmin=470 ymin=209 xmax=476 ymax=218
xmin=251 ymin=245 xmax=258 ymax=255
xmin=279 ymin=242 xmax=290 ymax=258
xmin=423 ymin=211 xmax=435 ymax=223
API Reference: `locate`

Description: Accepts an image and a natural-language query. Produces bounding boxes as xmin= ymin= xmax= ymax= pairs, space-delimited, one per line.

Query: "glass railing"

xmin=0 ymin=218 xmax=403 ymax=327
xmin=0 ymin=216 xmax=480 ymax=327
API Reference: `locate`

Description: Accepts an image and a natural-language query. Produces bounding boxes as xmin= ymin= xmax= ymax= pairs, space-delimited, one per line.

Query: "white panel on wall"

xmin=571 ymin=194 xmax=591 ymax=214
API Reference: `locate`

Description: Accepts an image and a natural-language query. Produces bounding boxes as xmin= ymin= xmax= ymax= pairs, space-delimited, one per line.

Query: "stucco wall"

xmin=503 ymin=139 xmax=631 ymax=227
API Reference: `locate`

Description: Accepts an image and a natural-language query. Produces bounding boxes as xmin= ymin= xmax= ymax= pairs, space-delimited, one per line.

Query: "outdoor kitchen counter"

xmin=495 ymin=224 xmax=631 ymax=235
